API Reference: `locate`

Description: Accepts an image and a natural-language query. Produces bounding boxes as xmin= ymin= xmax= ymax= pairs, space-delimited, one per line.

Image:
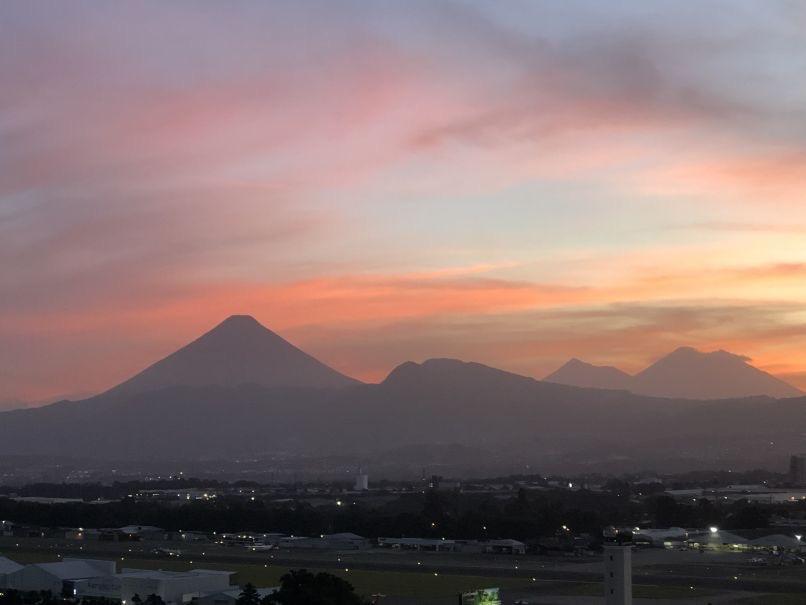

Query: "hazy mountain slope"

xmin=631 ymin=346 xmax=802 ymax=399
xmin=0 ymin=399 xmax=28 ymax=412
xmin=0 ymin=358 xmax=664 ymax=459
xmin=105 ymin=315 xmax=359 ymax=396
xmin=2 ymin=357 xmax=803 ymax=472
xmin=2 ymin=318 xmax=805 ymax=472
xmin=544 ymin=347 xmax=801 ymax=399
xmin=544 ymin=358 xmax=632 ymax=390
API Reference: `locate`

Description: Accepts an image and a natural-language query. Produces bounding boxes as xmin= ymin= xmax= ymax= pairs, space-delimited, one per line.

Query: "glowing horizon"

xmin=2 ymin=1 xmax=806 ymax=402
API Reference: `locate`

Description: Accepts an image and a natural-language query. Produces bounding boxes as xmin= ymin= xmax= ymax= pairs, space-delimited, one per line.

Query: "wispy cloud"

xmin=2 ymin=1 xmax=806 ymax=399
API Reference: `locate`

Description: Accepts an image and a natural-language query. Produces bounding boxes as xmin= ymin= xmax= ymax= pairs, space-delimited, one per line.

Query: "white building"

xmin=749 ymin=534 xmax=805 ymax=551
xmin=0 ymin=556 xmax=233 ymax=605
xmin=3 ymin=559 xmax=116 ymax=594
xmin=603 ymin=544 xmax=632 ymax=605
xmin=687 ymin=528 xmax=749 ymax=550
xmin=76 ymin=569 xmax=234 ymax=605
xmin=354 ymin=474 xmax=369 ymax=491
xmin=0 ymin=556 xmax=24 ymax=588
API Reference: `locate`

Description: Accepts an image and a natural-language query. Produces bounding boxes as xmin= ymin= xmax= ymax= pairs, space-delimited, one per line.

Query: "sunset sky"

xmin=2 ymin=0 xmax=806 ymax=403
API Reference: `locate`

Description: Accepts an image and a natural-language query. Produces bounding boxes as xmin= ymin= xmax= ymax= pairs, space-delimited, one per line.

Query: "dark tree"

xmin=144 ymin=594 xmax=165 ymax=605
xmin=726 ymin=503 xmax=770 ymax=529
xmin=648 ymin=495 xmax=685 ymax=527
xmin=131 ymin=594 xmax=143 ymax=605
xmin=266 ymin=569 xmax=365 ymax=605
xmin=237 ymin=584 xmax=261 ymax=605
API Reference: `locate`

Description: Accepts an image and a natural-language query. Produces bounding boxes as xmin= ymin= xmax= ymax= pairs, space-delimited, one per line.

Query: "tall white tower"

xmin=354 ymin=473 xmax=369 ymax=491
xmin=604 ymin=543 xmax=632 ymax=605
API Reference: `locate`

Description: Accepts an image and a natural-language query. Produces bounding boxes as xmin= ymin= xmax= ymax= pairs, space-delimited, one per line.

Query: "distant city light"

xmin=709 ymin=526 xmax=719 ymax=534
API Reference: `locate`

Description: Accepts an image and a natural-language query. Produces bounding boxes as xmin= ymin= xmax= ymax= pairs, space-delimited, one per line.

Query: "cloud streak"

xmin=1 ymin=1 xmax=806 ymax=399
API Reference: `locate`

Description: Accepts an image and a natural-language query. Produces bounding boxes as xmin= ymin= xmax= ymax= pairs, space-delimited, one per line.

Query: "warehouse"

xmin=74 ymin=568 xmax=234 ymax=604
xmin=2 ymin=559 xmax=116 ymax=594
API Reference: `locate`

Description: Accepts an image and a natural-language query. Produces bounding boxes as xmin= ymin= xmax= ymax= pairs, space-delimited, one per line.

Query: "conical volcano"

xmin=104 ymin=315 xmax=359 ymax=395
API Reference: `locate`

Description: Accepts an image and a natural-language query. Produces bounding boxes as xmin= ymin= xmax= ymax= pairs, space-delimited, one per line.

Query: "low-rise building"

xmin=279 ymin=532 xmax=370 ymax=550
xmin=0 ymin=556 xmax=24 ymax=588
xmin=75 ymin=569 xmax=234 ymax=604
xmin=632 ymin=527 xmax=687 ymax=547
xmin=378 ymin=537 xmax=457 ymax=551
xmin=3 ymin=559 xmax=116 ymax=594
xmin=687 ymin=529 xmax=749 ymax=551
xmin=0 ymin=556 xmax=234 ymax=605
xmin=483 ymin=539 xmax=527 ymax=555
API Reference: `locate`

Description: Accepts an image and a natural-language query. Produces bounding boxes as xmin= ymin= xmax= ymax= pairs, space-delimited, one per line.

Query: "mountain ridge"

xmin=2 ymin=317 xmax=804 ymax=472
xmin=544 ymin=346 xmax=801 ymax=399
xmin=544 ymin=358 xmax=632 ymax=391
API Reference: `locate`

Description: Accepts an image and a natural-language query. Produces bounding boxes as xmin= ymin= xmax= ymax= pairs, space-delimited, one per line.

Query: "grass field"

xmin=1 ymin=547 xmax=535 ymax=598
xmin=1 ymin=546 xmax=727 ymax=601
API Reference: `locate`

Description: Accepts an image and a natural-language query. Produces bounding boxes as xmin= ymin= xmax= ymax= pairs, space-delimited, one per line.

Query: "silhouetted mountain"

xmin=0 ymin=358 xmax=650 ymax=461
xmin=2 ymin=324 xmax=805 ymax=473
xmin=544 ymin=358 xmax=632 ymax=390
xmin=105 ymin=315 xmax=359 ymax=396
xmin=544 ymin=347 xmax=801 ymax=399
xmin=632 ymin=346 xmax=801 ymax=399
xmin=382 ymin=358 xmax=537 ymax=394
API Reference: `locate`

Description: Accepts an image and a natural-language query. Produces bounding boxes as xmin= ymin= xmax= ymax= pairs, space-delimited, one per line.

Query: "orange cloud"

xmin=635 ymin=148 xmax=806 ymax=204
xmin=5 ymin=256 xmax=806 ymax=399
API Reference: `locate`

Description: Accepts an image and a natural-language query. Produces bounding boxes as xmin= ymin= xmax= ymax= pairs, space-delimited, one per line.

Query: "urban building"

xmin=790 ymin=454 xmax=806 ymax=486
xmin=279 ymin=532 xmax=370 ymax=550
xmin=3 ymin=559 xmax=116 ymax=594
xmin=0 ymin=557 xmax=24 ymax=587
xmin=481 ymin=539 xmax=527 ymax=555
xmin=0 ymin=556 xmax=234 ymax=605
xmin=115 ymin=569 xmax=233 ymax=604
xmin=354 ymin=473 xmax=369 ymax=491
xmin=378 ymin=537 xmax=457 ymax=551
xmin=603 ymin=544 xmax=632 ymax=605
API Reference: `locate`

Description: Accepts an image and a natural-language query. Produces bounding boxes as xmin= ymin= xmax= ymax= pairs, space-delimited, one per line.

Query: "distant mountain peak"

xmin=219 ymin=313 xmax=261 ymax=325
xmin=564 ymin=357 xmax=587 ymax=367
xmin=103 ymin=315 xmax=360 ymax=396
xmin=545 ymin=346 xmax=801 ymax=399
xmin=667 ymin=345 xmax=749 ymax=362
xmin=632 ymin=346 xmax=800 ymax=399
xmin=544 ymin=358 xmax=632 ymax=390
